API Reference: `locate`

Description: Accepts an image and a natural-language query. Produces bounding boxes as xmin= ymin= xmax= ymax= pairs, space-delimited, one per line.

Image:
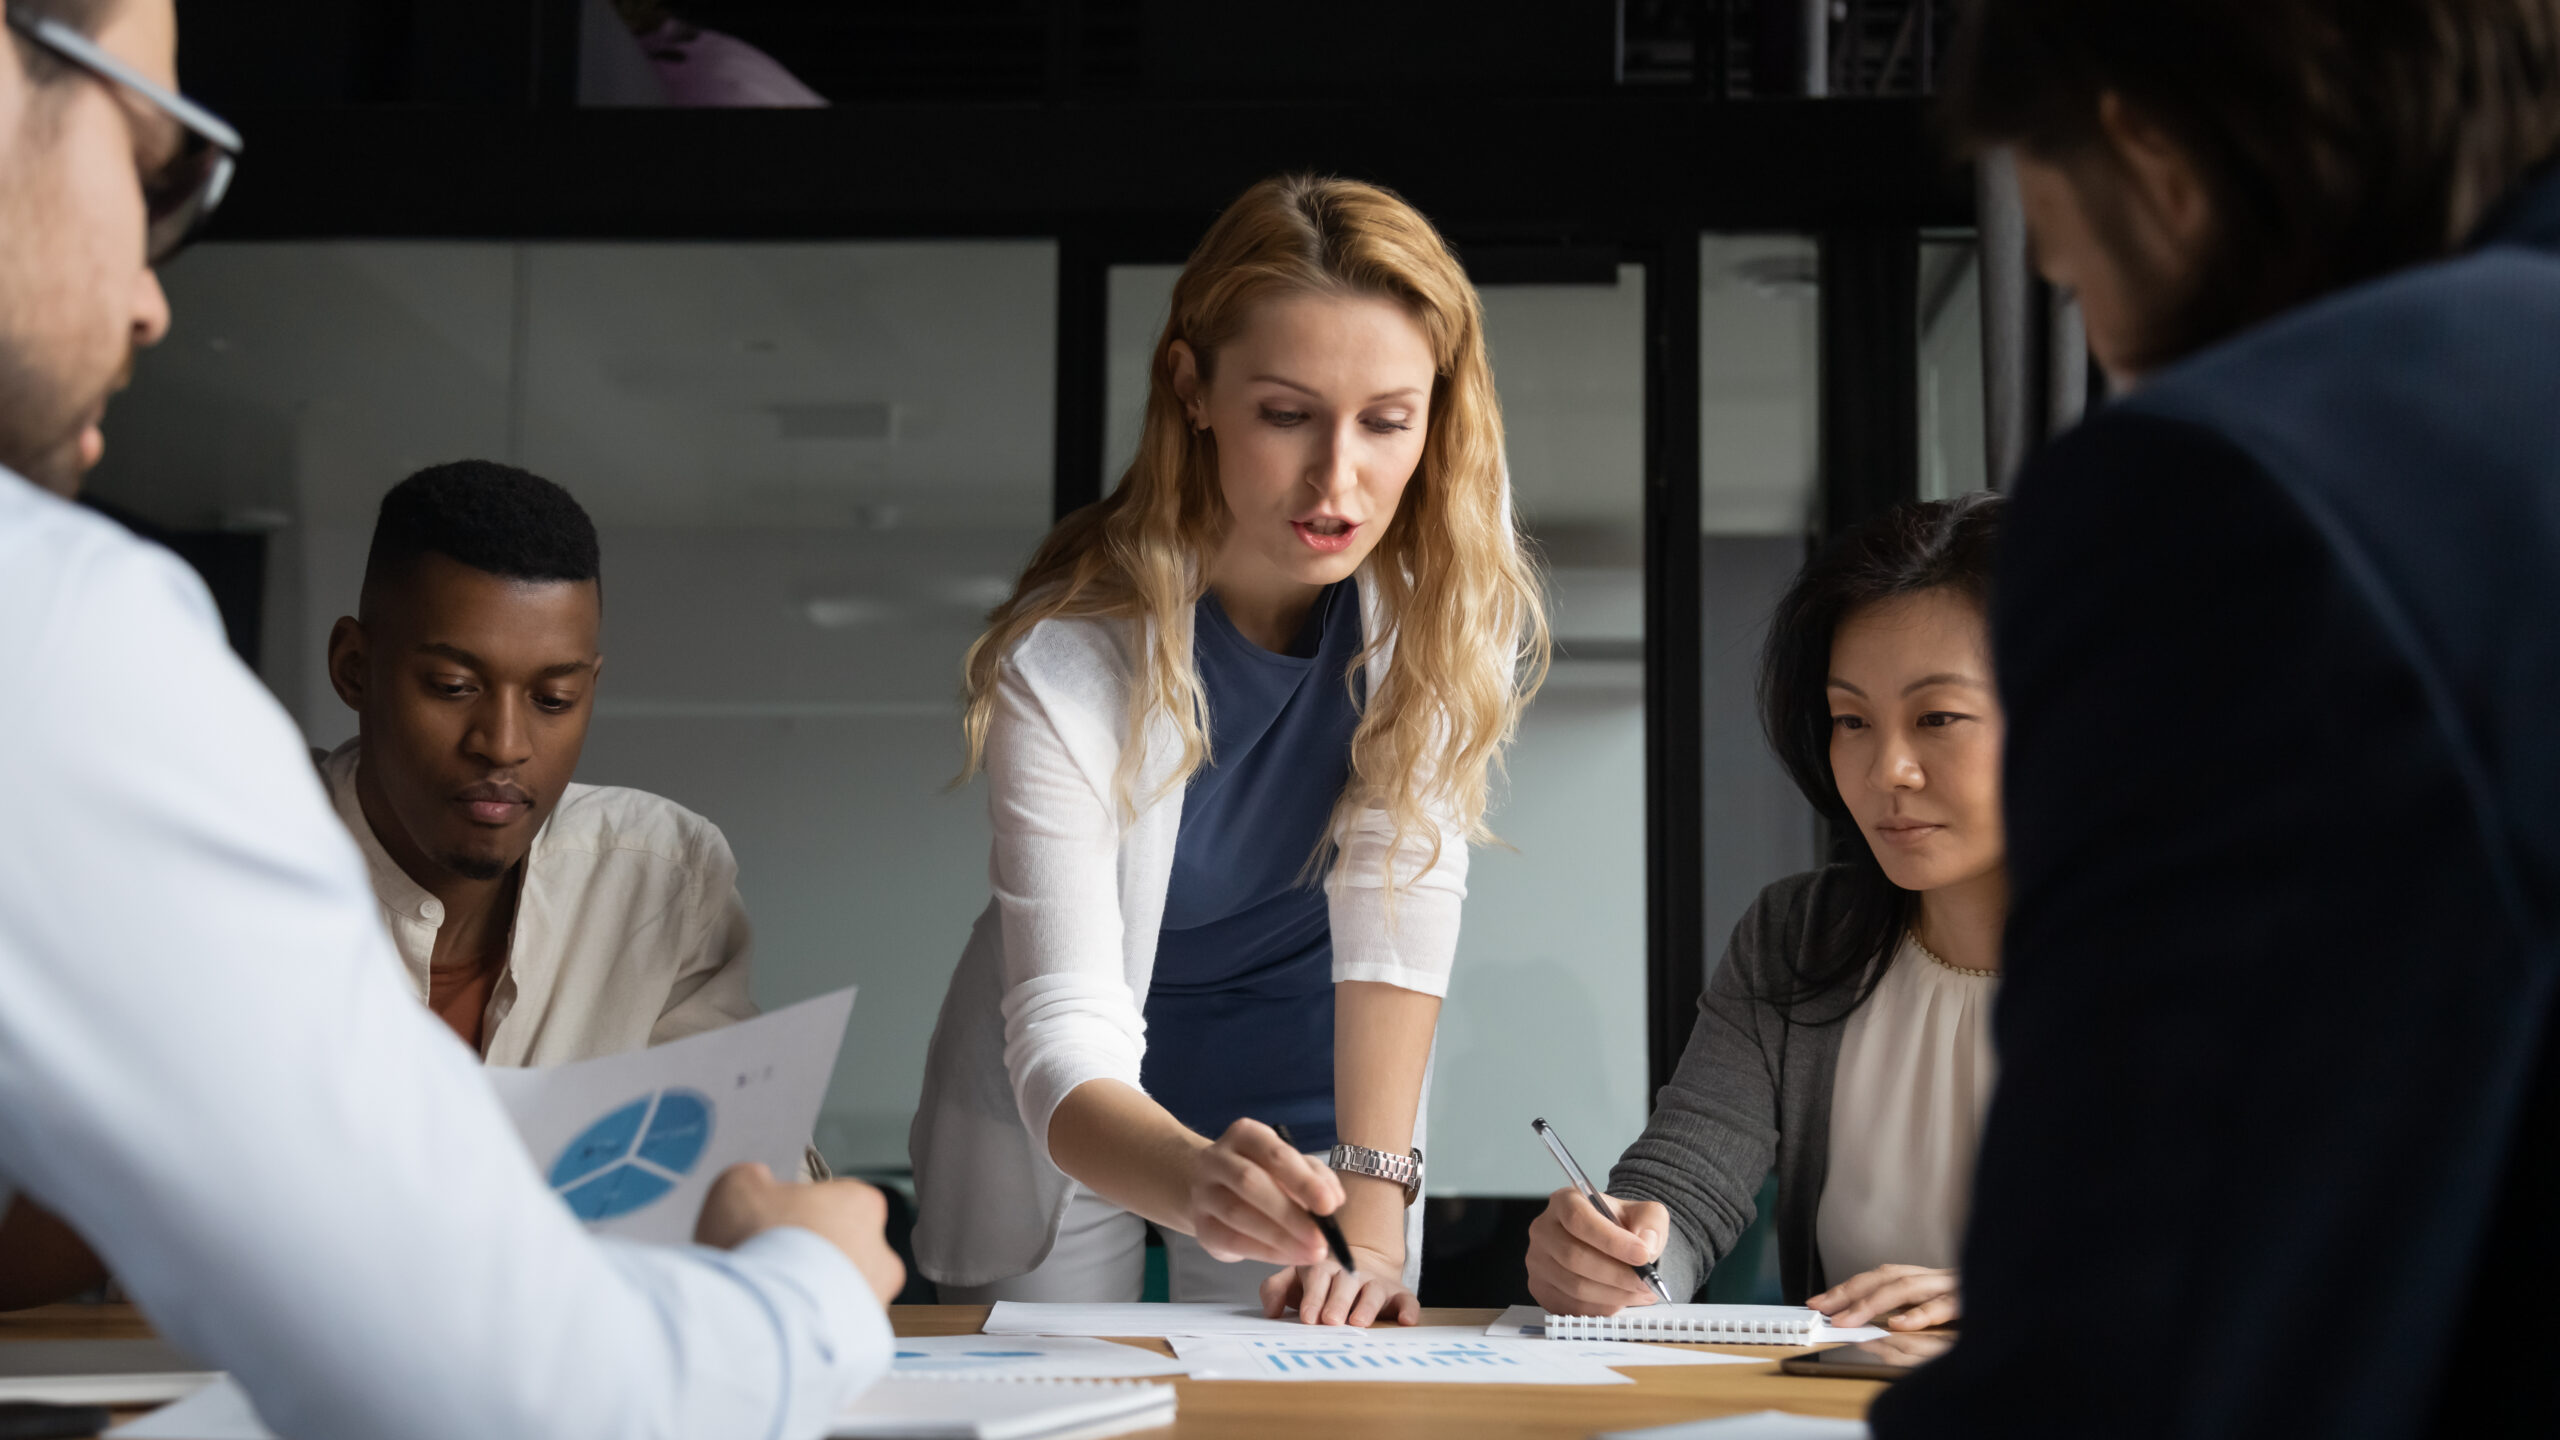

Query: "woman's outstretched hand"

xmin=1186 ymin=1118 xmax=1345 ymax=1268
xmin=1261 ymin=1244 xmax=1421 ymax=1327
xmin=1525 ymin=1185 xmax=1671 ymax=1316
xmin=1808 ymin=1263 xmax=1961 ymax=1330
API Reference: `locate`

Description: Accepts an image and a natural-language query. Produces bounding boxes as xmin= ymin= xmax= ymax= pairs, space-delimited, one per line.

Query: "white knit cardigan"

xmin=908 ymin=573 xmax=1467 ymax=1289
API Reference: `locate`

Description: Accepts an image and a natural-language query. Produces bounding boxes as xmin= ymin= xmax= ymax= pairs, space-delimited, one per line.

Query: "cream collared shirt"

xmin=320 ymin=739 xmax=758 ymax=1067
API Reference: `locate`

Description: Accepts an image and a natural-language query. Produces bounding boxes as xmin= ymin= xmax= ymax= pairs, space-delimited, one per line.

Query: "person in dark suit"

xmin=1872 ymin=4 xmax=2560 ymax=1437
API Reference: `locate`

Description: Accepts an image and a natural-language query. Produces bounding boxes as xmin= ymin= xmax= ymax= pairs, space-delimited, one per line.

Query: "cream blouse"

xmin=1815 ymin=935 xmax=2000 ymax=1284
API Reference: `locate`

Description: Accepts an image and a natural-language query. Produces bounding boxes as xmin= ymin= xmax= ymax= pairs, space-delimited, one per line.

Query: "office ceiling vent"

xmin=771 ymin=401 xmax=895 ymax=442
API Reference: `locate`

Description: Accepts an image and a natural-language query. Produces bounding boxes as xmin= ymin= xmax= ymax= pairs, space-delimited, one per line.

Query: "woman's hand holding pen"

xmin=1184 ymin=1118 xmax=1419 ymax=1326
xmin=1186 ymin=1118 xmax=1344 ymax=1267
xmin=1525 ymin=1186 xmax=1671 ymax=1316
xmin=1261 ymin=1242 xmax=1420 ymax=1327
xmin=1809 ymin=1264 xmax=1960 ymax=1330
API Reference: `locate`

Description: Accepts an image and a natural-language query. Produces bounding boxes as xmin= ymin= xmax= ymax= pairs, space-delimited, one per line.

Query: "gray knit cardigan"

xmin=1607 ymin=866 xmax=1879 ymax=1305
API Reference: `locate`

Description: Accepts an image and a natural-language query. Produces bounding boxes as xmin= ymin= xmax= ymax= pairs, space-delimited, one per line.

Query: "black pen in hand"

xmin=1309 ymin=1207 xmax=1359 ymax=1273
xmin=1531 ymin=1117 xmax=1673 ymax=1305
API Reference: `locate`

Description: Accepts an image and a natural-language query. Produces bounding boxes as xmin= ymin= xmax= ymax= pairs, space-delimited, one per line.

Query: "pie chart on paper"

xmin=548 ymin=1088 xmax=716 ymax=1221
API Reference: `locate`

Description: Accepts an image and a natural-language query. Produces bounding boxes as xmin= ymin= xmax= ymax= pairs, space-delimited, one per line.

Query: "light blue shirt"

xmin=0 ymin=469 xmax=890 ymax=1439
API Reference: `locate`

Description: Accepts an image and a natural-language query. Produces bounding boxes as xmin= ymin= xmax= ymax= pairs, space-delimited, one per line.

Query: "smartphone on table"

xmin=1777 ymin=1330 xmax=1956 ymax=1380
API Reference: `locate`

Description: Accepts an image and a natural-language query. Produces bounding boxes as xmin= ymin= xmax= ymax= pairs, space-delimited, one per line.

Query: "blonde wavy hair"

xmin=960 ymin=174 xmax=1550 ymax=887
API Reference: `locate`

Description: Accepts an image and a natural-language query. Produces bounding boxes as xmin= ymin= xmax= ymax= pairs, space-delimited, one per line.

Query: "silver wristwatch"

xmin=1327 ymin=1143 xmax=1425 ymax=1204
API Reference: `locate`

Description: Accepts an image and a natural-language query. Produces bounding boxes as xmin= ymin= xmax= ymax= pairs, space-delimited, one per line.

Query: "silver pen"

xmin=1532 ymin=1117 xmax=1674 ymax=1305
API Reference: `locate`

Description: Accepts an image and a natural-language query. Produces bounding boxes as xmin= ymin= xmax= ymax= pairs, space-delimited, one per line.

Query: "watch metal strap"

xmin=1327 ymin=1143 xmax=1424 ymax=1202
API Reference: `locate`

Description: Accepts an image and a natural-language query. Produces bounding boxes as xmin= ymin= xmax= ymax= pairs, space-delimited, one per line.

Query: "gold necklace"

xmin=1910 ymin=932 xmax=1998 ymax=979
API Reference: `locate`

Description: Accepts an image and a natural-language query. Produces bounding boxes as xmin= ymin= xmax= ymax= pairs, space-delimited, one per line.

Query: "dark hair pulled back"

xmin=1754 ymin=491 xmax=2005 ymax=1023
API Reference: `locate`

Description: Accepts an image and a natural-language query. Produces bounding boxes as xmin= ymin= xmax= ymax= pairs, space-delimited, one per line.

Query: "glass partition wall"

xmin=91 ymin=220 xmax=1980 ymax=1304
xmin=86 ymin=240 xmax=1059 ymax=1175
xmin=1919 ymin=234 xmax=1989 ymax=501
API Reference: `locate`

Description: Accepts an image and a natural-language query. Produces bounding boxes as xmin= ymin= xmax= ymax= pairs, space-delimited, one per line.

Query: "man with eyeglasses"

xmin=0 ymin=4 xmax=903 ymax=1438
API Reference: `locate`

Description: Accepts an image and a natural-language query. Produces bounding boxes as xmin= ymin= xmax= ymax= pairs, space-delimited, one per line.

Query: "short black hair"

xmin=360 ymin=460 xmax=601 ymax=614
xmin=1753 ymin=491 xmax=2006 ymax=1023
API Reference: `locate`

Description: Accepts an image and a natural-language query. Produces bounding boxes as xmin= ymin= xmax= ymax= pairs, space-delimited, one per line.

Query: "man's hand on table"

xmin=695 ymin=1163 xmax=905 ymax=1305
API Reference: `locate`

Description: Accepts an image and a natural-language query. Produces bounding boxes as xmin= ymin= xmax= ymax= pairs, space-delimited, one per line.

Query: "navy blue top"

xmin=1140 ymin=579 xmax=1364 ymax=1153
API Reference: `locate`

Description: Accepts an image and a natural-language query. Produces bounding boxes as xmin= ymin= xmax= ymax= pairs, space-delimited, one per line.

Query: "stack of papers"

xmin=108 ymin=1373 xmax=1180 ymax=1440
xmin=834 ymin=1379 xmax=1175 ymax=1439
xmin=107 ymin=1380 xmax=262 ymax=1440
xmin=0 ymin=1340 xmax=217 ymax=1407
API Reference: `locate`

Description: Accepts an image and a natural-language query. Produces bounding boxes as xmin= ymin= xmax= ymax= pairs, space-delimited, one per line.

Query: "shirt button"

xmin=420 ymin=900 xmax=443 ymax=923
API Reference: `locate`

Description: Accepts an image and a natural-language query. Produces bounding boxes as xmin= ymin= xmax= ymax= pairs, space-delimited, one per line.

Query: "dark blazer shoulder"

xmin=2103 ymin=244 xmax=2560 ymax=944
xmin=2121 ymin=235 xmax=2560 ymax=521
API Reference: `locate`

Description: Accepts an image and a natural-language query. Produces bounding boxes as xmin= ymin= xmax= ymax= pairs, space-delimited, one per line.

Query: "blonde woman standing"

xmin=911 ymin=175 xmax=1546 ymax=1326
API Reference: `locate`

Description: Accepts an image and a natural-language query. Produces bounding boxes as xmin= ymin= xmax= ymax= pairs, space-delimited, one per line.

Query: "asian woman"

xmin=1524 ymin=493 xmax=2005 ymax=1333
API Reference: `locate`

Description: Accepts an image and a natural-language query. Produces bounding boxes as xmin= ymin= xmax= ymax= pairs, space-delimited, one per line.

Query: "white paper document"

xmin=981 ymin=1301 xmax=1358 ymax=1338
xmin=0 ymin=1339 xmax=218 ymax=1406
xmin=833 ymin=1378 xmax=1176 ymax=1439
xmin=890 ymin=1335 xmax=1191 ymax=1380
xmin=106 ymin=1379 xmax=268 ymax=1440
xmin=1169 ymin=1331 xmax=1635 ymax=1385
xmin=484 ymin=987 xmax=856 ymax=1244
xmin=1288 ymin=1326 xmax=1762 ymax=1368
xmin=110 ymin=1371 xmax=1182 ymax=1440
xmin=1596 ymin=1410 xmax=1871 ymax=1440
xmin=1485 ymin=1303 xmax=1886 ymax=1344
xmin=1538 ymin=1338 xmax=1773 ymax=1368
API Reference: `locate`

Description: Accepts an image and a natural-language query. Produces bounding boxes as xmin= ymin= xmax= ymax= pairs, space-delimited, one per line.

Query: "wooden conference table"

xmin=2 ymin=1303 xmax=1884 ymax=1439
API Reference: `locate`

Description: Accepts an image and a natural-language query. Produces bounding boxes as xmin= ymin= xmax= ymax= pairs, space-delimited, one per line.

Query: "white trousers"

xmin=937 ymin=1183 xmax=1279 ymax=1305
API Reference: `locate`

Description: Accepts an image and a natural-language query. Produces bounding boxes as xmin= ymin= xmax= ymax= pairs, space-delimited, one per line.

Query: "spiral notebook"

xmin=1493 ymin=1304 xmax=1886 ymax=1344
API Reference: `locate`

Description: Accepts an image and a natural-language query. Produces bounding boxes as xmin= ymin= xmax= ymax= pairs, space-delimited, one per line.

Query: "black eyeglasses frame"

xmin=5 ymin=7 xmax=242 ymax=263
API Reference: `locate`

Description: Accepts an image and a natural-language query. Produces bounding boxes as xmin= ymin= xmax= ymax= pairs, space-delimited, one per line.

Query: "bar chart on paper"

xmin=1169 ymin=1333 xmax=1635 ymax=1385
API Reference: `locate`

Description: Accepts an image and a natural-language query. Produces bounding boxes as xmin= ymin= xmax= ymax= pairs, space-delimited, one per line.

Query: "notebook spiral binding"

xmin=1543 ymin=1310 xmax=1823 ymax=1341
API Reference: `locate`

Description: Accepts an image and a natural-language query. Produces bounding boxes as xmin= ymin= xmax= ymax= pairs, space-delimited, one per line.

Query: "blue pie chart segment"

xmin=561 ymin=1163 xmax=676 ymax=1220
xmin=550 ymin=1097 xmax=649 ymax=1189
xmin=637 ymin=1091 xmax=713 ymax=1172
xmin=547 ymin=1088 xmax=718 ymax=1222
